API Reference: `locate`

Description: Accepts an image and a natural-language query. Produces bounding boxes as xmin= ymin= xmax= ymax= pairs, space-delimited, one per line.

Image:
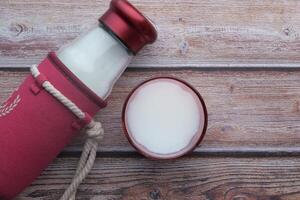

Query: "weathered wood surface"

xmin=1 ymin=69 xmax=300 ymax=155
xmin=17 ymin=157 xmax=300 ymax=199
xmin=2 ymin=0 xmax=300 ymax=198
xmin=1 ymin=0 xmax=300 ymax=68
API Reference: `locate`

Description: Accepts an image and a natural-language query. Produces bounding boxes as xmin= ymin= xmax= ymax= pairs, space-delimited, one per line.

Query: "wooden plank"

xmin=1 ymin=0 xmax=300 ymax=68
xmin=1 ymin=69 xmax=300 ymax=154
xmin=17 ymin=157 xmax=300 ymax=199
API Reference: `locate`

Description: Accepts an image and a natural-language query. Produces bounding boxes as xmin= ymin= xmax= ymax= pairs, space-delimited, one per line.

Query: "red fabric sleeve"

xmin=0 ymin=52 xmax=106 ymax=199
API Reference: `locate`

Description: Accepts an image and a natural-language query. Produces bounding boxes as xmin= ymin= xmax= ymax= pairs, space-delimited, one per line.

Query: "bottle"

xmin=0 ymin=0 xmax=157 ymax=199
xmin=58 ymin=0 xmax=157 ymax=99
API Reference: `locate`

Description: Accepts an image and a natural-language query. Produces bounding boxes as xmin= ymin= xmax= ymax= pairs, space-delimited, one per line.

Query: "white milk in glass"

xmin=57 ymin=24 xmax=133 ymax=99
xmin=125 ymin=78 xmax=205 ymax=156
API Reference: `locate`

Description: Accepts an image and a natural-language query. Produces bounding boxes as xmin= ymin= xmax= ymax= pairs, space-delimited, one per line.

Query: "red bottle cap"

xmin=99 ymin=0 xmax=157 ymax=54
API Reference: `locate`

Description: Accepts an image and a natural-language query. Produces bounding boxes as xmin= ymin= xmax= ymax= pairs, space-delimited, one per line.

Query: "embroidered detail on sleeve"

xmin=0 ymin=95 xmax=21 ymax=117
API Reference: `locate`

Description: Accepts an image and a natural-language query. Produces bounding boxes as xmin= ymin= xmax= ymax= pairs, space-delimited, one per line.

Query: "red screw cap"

xmin=100 ymin=0 xmax=158 ymax=54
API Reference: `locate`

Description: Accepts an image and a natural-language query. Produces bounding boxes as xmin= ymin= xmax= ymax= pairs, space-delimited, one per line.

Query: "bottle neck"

xmin=100 ymin=22 xmax=135 ymax=55
xmin=57 ymin=24 xmax=133 ymax=99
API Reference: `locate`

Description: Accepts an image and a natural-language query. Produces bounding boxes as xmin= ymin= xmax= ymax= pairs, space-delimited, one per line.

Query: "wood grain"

xmin=17 ymin=157 xmax=300 ymax=200
xmin=1 ymin=69 xmax=300 ymax=155
xmin=1 ymin=0 xmax=300 ymax=68
xmin=2 ymin=1 xmax=300 ymax=199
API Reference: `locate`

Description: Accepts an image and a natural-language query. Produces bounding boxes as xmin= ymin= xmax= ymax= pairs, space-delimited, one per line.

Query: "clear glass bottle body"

xmin=57 ymin=24 xmax=133 ymax=99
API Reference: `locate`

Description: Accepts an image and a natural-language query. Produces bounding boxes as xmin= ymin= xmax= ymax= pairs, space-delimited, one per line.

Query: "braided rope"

xmin=30 ymin=65 xmax=104 ymax=200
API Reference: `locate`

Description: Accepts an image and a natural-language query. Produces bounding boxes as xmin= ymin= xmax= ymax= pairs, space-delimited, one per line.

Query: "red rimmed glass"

xmin=122 ymin=77 xmax=208 ymax=159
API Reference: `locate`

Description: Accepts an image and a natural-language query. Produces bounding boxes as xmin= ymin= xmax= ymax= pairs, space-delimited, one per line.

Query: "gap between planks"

xmin=3 ymin=66 xmax=300 ymax=72
xmin=59 ymin=147 xmax=300 ymax=158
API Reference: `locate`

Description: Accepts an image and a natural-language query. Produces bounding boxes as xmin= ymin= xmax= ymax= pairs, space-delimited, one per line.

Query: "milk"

xmin=57 ymin=25 xmax=133 ymax=99
xmin=125 ymin=78 xmax=205 ymax=156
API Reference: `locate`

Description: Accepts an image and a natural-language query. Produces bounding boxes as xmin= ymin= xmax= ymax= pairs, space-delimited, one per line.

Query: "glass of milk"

xmin=122 ymin=77 xmax=208 ymax=159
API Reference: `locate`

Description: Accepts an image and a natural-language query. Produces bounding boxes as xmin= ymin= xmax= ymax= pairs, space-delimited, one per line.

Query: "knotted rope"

xmin=31 ymin=65 xmax=104 ymax=200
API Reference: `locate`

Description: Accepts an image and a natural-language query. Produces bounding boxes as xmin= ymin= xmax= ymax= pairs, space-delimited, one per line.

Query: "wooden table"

xmin=1 ymin=0 xmax=300 ymax=199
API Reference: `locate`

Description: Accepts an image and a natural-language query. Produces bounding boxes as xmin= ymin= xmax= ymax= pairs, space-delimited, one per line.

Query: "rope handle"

xmin=31 ymin=65 xmax=104 ymax=200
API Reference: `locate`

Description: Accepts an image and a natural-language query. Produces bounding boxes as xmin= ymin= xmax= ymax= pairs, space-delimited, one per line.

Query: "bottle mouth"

xmin=99 ymin=0 xmax=158 ymax=54
xmin=122 ymin=77 xmax=208 ymax=160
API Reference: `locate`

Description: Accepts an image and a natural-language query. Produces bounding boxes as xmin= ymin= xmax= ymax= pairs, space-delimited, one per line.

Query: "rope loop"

xmin=30 ymin=65 xmax=104 ymax=200
xmin=86 ymin=120 xmax=104 ymax=141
